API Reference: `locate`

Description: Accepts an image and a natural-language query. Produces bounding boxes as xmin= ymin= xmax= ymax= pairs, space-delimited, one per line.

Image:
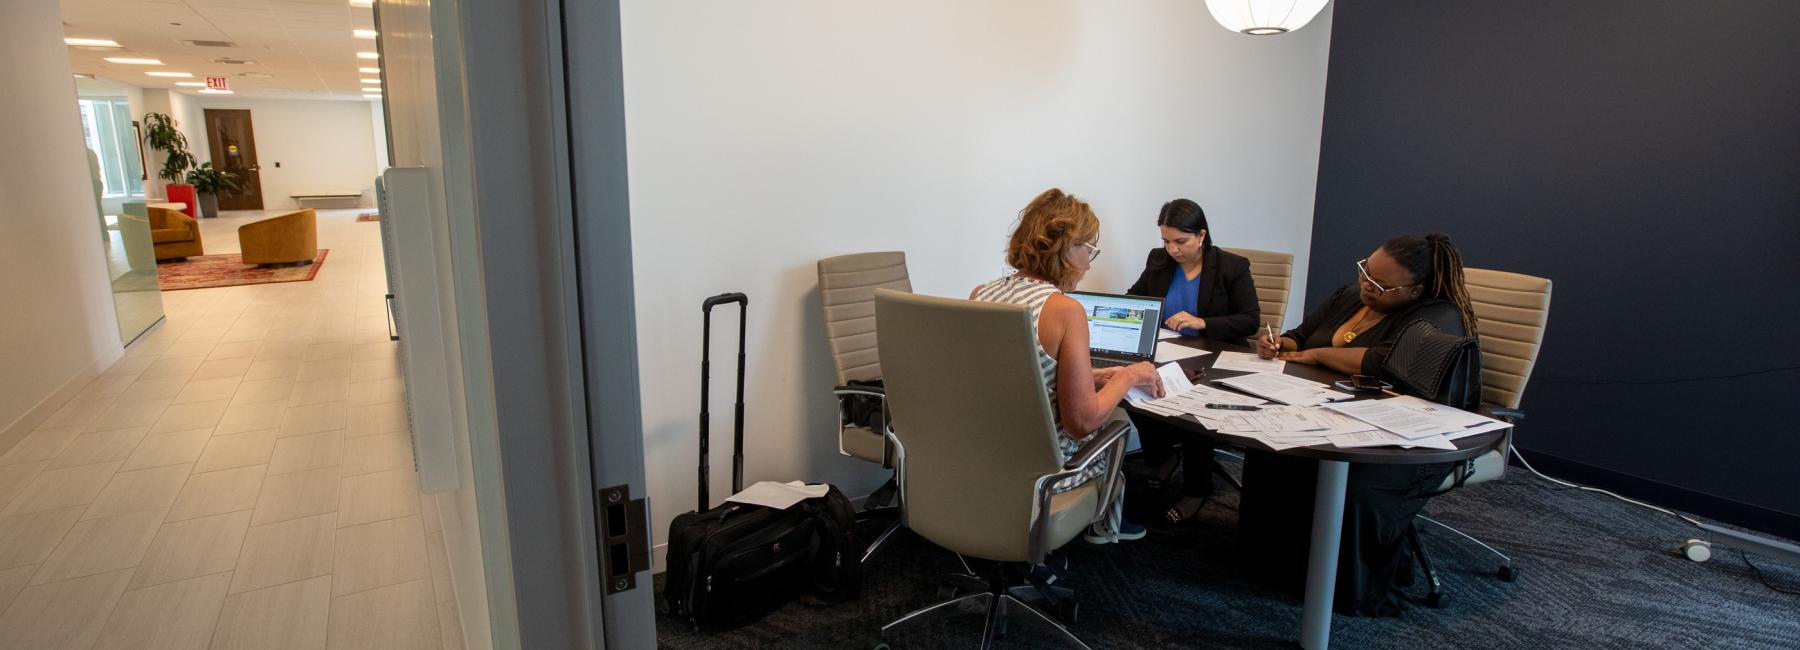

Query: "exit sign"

xmin=206 ymin=76 xmax=229 ymax=91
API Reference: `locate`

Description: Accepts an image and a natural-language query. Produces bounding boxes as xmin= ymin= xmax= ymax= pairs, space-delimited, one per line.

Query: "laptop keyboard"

xmin=1091 ymin=358 xmax=1134 ymax=369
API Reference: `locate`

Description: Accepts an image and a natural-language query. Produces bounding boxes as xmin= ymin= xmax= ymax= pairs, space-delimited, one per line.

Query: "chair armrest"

xmin=833 ymin=385 xmax=885 ymax=398
xmin=1488 ymin=407 xmax=1524 ymax=423
xmin=1064 ymin=420 xmax=1129 ymax=471
xmin=1025 ymin=421 xmax=1130 ymax=564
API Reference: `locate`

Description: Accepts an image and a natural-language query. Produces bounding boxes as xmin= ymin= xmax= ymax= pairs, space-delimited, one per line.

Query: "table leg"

xmin=1301 ymin=459 xmax=1349 ymax=650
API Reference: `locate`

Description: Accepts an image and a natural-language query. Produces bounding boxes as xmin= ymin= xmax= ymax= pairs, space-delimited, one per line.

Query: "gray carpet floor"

xmin=656 ymin=456 xmax=1800 ymax=649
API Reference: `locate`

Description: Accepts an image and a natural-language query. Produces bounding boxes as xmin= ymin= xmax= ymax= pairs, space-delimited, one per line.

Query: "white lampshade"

xmin=1205 ymin=0 xmax=1330 ymax=35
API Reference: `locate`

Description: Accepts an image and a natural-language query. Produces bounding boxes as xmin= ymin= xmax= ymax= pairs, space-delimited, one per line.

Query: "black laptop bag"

xmin=659 ymin=293 xmax=861 ymax=629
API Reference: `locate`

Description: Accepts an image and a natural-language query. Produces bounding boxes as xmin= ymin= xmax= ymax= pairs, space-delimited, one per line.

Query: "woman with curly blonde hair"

xmin=969 ymin=188 xmax=1161 ymax=544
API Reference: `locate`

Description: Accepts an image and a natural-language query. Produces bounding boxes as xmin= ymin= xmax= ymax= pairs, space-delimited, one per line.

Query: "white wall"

xmin=0 ymin=0 xmax=125 ymax=440
xmin=192 ymin=97 xmax=381 ymax=209
xmin=621 ymin=1 xmax=1333 ymax=551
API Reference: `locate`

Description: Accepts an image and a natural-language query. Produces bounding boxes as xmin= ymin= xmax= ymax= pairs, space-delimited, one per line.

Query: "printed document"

xmin=1210 ymin=351 xmax=1287 ymax=374
xmin=1154 ymin=341 xmax=1212 ymax=363
xmin=1214 ymin=373 xmax=1349 ymax=406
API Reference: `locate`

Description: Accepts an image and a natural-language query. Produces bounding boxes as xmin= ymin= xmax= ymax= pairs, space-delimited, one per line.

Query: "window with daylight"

xmin=77 ymin=99 xmax=146 ymax=197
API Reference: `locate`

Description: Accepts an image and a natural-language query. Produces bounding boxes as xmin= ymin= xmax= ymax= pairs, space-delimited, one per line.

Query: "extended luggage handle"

xmin=700 ymin=292 xmax=749 ymax=512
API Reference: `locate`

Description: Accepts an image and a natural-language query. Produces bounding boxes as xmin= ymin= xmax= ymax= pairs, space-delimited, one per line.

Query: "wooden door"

xmin=204 ymin=109 xmax=265 ymax=210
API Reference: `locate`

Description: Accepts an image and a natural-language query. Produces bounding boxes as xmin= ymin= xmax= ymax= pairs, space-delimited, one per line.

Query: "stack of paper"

xmin=725 ymin=481 xmax=831 ymax=510
xmin=1326 ymin=395 xmax=1508 ymax=449
xmin=1154 ymin=342 xmax=1212 ymax=363
xmin=1126 ymin=362 xmax=1196 ymax=403
xmin=1213 ymin=373 xmax=1352 ymax=407
xmin=1210 ymin=351 xmax=1286 ymax=374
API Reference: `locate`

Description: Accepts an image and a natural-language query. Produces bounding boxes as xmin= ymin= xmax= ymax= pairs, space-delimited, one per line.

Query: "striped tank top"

xmin=971 ymin=275 xmax=1101 ymax=491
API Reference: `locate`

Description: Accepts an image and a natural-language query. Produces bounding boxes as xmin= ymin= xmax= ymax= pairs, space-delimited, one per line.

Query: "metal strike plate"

xmin=598 ymin=485 xmax=649 ymax=594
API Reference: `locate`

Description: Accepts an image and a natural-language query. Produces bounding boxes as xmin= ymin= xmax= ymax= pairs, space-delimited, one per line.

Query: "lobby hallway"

xmin=0 ymin=208 xmax=465 ymax=649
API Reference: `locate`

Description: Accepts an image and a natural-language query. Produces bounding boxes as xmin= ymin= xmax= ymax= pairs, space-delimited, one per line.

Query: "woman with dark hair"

xmin=1241 ymin=232 xmax=1478 ymax=616
xmin=1126 ymin=199 xmax=1261 ymax=526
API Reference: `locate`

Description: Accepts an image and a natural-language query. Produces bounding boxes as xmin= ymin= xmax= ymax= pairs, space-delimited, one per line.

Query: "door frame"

xmin=202 ymin=108 xmax=264 ymax=210
xmin=427 ymin=0 xmax=653 ymax=647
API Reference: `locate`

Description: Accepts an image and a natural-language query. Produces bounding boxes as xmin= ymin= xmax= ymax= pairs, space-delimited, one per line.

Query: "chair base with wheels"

xmin=883 ymin=557 xmax=1089 ymax=650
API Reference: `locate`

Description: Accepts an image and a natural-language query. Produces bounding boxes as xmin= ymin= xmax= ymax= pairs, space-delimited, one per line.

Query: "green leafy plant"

xmin=185 ymin=162 xmax=243 ymax=194
xmin=141 ymin=112 xmax=195 ymax=184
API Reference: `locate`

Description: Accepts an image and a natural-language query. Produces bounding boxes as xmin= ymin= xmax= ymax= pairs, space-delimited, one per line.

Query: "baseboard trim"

xmin=1513 ymin=446 xmax=1800 ymax=543
xmin=0 ymin=351 xmax=118 ymax=457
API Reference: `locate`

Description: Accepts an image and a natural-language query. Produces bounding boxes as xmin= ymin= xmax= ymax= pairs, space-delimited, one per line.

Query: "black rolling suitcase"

xmin=660 ymin=293 xmax=861 ymax=629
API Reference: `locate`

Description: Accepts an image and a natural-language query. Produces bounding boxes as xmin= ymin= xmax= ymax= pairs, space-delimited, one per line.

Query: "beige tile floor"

xmin=0 ymin=209 xmax=465 ymax=649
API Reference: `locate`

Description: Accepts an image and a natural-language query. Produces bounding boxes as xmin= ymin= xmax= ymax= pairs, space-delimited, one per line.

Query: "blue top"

xmin=1164 ymin=266 xmax=1204 ymax=337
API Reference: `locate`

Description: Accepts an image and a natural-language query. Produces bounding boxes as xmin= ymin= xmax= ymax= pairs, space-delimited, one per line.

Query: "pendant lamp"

xmin=1205 ymin=0 xmax=1330 ymax=35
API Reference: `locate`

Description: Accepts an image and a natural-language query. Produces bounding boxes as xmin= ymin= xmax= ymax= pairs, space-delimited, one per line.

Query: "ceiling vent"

xmin=182 ymin=39 xmax=237 ymax=48
xmin=234 ymin=71 xmax=275 ymax=79
xmin=213 ymin=57 xmax=259 ymax=65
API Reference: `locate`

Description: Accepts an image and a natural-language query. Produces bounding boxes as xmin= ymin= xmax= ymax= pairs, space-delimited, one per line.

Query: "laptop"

xmin=1068 ymin=291 xmax=1162 ymax=369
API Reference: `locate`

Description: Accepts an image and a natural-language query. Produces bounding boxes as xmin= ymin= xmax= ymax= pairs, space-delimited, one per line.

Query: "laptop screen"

xmin=1068 ymin=292 xmax=1162 ymax=359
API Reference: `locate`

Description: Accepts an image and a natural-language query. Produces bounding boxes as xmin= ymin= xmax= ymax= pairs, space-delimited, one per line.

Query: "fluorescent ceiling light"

xmin=351 ymin=0 xmax=374 ymax=6
xmin=359 ymin=67 xmax=380 ymax=74
xmin=175 ymin=81 xmax=206 ymax=87
xmin=363 ymin=94 xmax=382 ymax=99
xmin=105 ymin=57 xmax=163 ymax=65
xmin=66 ymin=38 xmax=121 ymax=47
xmin=146 ymin=71 xmax=194 ymax=78
xmin=353 ymin=29 xmax=378 ymax=39
xmin=198 ymin=89 xmax=233 ymax=94
xmin=361 ymin=78 xmax=381 ymax=84
xmin=356 ymin=51 xmax=379 ymax=60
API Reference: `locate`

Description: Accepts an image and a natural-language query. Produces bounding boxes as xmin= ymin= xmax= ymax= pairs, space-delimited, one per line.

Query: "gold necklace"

xmin=1342 ymin=308 xmax=1382 ymax=343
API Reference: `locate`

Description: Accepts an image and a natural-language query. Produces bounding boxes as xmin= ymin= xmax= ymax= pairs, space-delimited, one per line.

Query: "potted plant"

xmin=142 ymin=112 xmax=198 ymax=216
xmin=185 ymin=162 xmax=243 ymax=219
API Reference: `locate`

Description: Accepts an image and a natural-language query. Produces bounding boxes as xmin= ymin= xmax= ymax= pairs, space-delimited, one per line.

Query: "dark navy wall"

xmin=1306 ymin=1 xmax=1800 ymax=538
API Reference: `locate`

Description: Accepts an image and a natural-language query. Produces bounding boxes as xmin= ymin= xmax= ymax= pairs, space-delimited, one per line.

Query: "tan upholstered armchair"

xmin=239 ymin=209 xmax=319 ymax=265
xmin=149 ymin=206 xmax=203 ymax=261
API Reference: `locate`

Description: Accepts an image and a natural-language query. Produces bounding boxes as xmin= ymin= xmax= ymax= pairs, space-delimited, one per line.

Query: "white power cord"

xmin=1508 ymin=446 xmax=1705 ymax=529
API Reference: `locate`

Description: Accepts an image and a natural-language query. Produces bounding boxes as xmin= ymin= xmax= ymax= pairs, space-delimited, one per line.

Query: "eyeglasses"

xmin=1077 ymin=242 xmax=1102 ymax=262
xmin=1356 ymin=258 xmax=1416 ymax=294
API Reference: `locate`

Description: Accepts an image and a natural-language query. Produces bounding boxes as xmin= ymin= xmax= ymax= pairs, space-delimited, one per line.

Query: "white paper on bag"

xmin=725 ymin=480 xmax=830 ymax=510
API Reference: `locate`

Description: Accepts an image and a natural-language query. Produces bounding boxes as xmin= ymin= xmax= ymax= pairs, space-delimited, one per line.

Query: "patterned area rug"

xmin=156 ymin=250 xmax=330 ymax=291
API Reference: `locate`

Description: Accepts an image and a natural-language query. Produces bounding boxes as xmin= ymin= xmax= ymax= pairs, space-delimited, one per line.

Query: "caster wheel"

xmin=1497 ymin=565 xmax=1518 ymax=582
xmin=1425 ymin=592 xmax=1444 ymax=609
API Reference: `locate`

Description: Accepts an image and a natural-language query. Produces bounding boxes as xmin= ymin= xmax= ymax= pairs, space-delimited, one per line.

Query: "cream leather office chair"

xmin=1411 ymin=267 xmax=1552 ymax=607
xmin=818 ymin=252 xmax=911 ymax=561
xmin=1221 ymin=247 xmax=1295 ymax=330
xmin=874 ymin=290 xmax=1127 ymax=649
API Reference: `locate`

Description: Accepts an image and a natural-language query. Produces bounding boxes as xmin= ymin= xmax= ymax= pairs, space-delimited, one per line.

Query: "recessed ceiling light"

xmin=356 ymin=51 xmax=379 ymax=60
xmin=146 ymin=71 xmax=194 ymax=78
xmin=353 ymin=29 xmax=378 ymax=39
xmin=359 ymin=67 xmax=380 ymax=74
xmin=65 ymin=38 xmax=121 ymax=47
xmin=175 ymin=81 xmax=206 ymax=87
xmin=350 ymin=0 xmax=374 ymax=7
xmin=105 ymin=57 xmax=163 ymax=65
xmin=198 ymin=88 xmax=233 ymax=94
xmin=364 ymin=94 xmax=382 ymax=99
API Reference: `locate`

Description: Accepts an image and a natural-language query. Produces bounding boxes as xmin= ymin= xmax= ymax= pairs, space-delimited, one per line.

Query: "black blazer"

xmin=1126 ymin=247 xmax=1261 ymax=342
xmin=1284 ymin=284 xmax=1466 ymax=378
